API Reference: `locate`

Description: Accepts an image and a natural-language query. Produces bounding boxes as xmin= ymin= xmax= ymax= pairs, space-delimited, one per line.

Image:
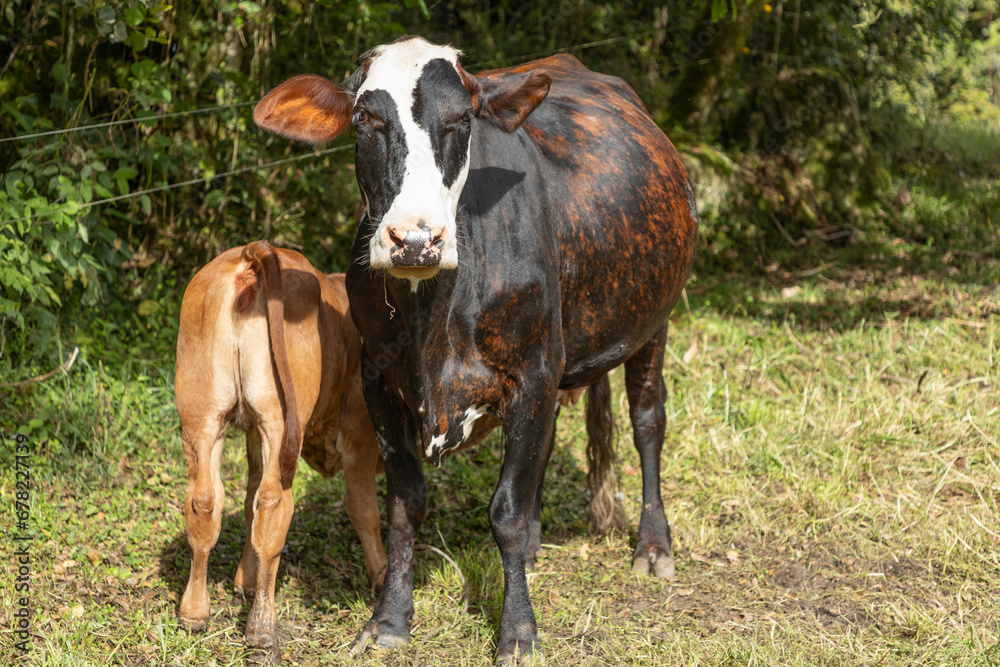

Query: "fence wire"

xmin=0 ymin=102 xmax=256 ymax=144
xmin=0 ymin=26 xmax=747 ymax=228
xmin=0 ymin=144 xmax=352 ymax=228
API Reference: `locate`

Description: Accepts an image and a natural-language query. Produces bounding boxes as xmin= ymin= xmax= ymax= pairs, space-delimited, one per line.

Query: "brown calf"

xmin=175 ymin=241 xmax=386 ymax=659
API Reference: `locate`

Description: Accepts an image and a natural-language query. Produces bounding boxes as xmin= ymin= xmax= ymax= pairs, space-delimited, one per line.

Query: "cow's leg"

xmin=341 ymin=437 xmax=388 ymax=587
xmin=243 ymin=416 xmax=296 ymax=663
xmin=234 ymin=429 xmax=264 ymax=598
xmin=491 ymin=384 xmax=557 ymax=666
xmin=179 ymin=421 xmax=226 ymax=632
xmin=352 ymin=365 xmax=425 ymax=652
xmin=625 ymin=324 xmax=674 ymax=579
xmin=525 ymin=414 xmax=556 ymax=571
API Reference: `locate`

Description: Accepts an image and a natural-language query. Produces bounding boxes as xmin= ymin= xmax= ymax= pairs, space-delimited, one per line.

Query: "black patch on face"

xmin=411 ymin=58 xmax=473 ymax=189
xmin=354 ymin=89 xmax=408 ymax=219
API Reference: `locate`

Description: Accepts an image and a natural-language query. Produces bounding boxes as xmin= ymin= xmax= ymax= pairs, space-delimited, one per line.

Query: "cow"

xmin=254 ymin=36 xmax=697 ymax=665
xmin=174 ymin=241 xmax=387 ymax=661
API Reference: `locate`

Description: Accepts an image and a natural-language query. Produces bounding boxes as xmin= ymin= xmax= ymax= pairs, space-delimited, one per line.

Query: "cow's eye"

xmin=446 ymin=112 xmax=472 ymax=133
xmin=354 ymin=109 xmax=369 ymax=125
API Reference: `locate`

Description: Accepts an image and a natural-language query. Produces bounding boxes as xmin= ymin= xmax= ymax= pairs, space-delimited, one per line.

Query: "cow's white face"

xmin=352 ymin=38 xmax=474 ymax=283
xmin=254 ymin=37 xmax=552 ymax=286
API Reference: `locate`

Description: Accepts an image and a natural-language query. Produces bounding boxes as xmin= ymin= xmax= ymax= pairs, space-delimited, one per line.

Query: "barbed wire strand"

xmin=0 ymin=144 xmax=352 ymax=228
xmin=2 ymin=36 xmax=640 ymax=145
xmin=0 ymin=27 xmax=752 ymax=228
xmin=1 ymin=20 xmax=746 ymax=144
xmin=0 ymin=102 xmax=256 ymax=144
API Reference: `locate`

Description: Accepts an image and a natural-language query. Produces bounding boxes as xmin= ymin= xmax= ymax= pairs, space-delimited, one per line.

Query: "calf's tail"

xmin=585 ymin=373 xmax=625 ymax=534
xmin=240 ymin=241 xmax=301 ymax=483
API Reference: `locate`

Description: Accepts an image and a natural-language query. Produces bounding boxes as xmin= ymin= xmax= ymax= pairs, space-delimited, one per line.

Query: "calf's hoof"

xmin=350 ymin=622 xmax=411 ymax=656
xmin=245 ymin=642 xmax=282 ymax=666
xmin=246 ymin=627 xmax=282 ymax=666
xmin=631 ymin=546 xmax=675 ymax=580
xmin=178 ymin=616 xmax=208 ymax=633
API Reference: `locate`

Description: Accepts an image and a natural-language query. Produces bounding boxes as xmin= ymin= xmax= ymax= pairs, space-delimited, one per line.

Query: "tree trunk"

xmin=668 ymin=0 xmax=766 ymax=128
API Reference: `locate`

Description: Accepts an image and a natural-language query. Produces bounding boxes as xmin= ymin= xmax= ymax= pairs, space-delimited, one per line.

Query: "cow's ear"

xmin=254 ymin=74 xmax=354 ymax=144
xmin=458 ymin=65 xmax=551 ymax=133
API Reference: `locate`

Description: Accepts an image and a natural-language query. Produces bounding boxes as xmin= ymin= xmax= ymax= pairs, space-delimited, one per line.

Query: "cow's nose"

xmin=385 ymin=223 xmax=445 ymax=268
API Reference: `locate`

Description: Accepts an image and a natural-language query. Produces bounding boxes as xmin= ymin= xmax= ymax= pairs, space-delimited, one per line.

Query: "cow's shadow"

xmin=159 ymin=423 xmax=593 ymax=638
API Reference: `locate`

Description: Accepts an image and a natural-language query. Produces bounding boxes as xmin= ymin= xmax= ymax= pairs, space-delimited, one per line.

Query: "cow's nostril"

xmin=433 ymin=237 xmax=445 ymax=250
xmin=387 ymin=228 xmax=405 ymax=248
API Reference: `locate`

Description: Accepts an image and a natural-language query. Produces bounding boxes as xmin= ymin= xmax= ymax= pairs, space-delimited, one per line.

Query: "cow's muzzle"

xmin=381 ymin=222 xmax=450 ymax=281
xmin=372 ymin=219 xmax=456 ymax=280
xmin=387 ymin=227 xmax=444 ymax=267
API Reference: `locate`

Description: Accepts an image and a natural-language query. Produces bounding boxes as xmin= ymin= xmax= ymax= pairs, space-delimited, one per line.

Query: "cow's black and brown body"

xmin=255 ymin=37 xmax=696 ymax=665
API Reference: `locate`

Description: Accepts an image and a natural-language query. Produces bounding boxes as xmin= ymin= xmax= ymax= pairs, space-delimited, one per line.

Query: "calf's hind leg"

xmin=234 ymin=429 xmax=264 ymax=598
xmin=243 ymin=415 xmax=297 ymax=662
xmin=179 ymin=421 xmax=227 ymax=631
xmin=624 ymin=325 xmax=675 ymax=579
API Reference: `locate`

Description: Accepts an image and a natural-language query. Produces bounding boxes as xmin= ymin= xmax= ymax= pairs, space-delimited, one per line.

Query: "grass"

xmin=1 ymin=259 xmax=999 ymax=666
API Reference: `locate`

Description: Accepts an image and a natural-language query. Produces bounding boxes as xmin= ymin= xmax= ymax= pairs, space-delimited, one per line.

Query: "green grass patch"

xmin=2 ymin=269 xmax=999 ymax=665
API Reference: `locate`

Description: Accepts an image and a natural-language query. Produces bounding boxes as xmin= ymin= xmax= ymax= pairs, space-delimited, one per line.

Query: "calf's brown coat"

xmin=175 ymin=241 xmax=386 ymax=657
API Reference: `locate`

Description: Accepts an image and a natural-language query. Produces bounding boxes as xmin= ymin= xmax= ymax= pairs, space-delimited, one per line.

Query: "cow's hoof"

xmin=631 ymin=548 xmax=675 ymax=580
xmin=178 ymin=616 xmax=208 ymax=633
xmin=496 ymin=640 xmax=544 ymax=666
xmin=350 ymin=623 xmax=411 ymax=656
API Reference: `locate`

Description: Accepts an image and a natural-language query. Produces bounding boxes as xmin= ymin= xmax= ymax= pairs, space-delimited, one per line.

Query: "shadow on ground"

xmin=156 ymin=426 xmax=597 ymax=636
xmin=689 ymin=237 xmax=999 ymax=333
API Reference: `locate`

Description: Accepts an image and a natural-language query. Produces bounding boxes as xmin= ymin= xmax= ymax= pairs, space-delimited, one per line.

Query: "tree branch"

xmin=0 ymin=347 xmax=80 ymax=389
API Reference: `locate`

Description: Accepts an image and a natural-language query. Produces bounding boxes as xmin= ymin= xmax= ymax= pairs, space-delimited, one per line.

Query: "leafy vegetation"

xmin=1 ymin=1 xmax=998 ymax=665
xmin=1 ymin=1 xmax=997 ymax=372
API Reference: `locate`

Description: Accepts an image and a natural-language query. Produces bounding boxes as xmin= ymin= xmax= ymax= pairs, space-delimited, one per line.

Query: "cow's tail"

xmin=585 ymin=373 xmax=625 ymax=534
xmin=239 ymin=241 xmax=301 ymax=483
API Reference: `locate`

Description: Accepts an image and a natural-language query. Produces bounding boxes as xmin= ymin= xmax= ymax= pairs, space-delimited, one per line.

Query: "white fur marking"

xmin=358 ymin=38 xmax=468 ymax=279
xmin=427 ymin=433 xmax=446 ymax=459
xmin=461 ymin=405 xmax=488 ymax=443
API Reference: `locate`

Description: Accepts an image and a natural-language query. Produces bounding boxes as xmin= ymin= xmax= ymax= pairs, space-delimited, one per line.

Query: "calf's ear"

xmin=458 ymin=65 xmax=552 ymax=133
xmin=254 ymin=74 xmax=354 ymax=144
